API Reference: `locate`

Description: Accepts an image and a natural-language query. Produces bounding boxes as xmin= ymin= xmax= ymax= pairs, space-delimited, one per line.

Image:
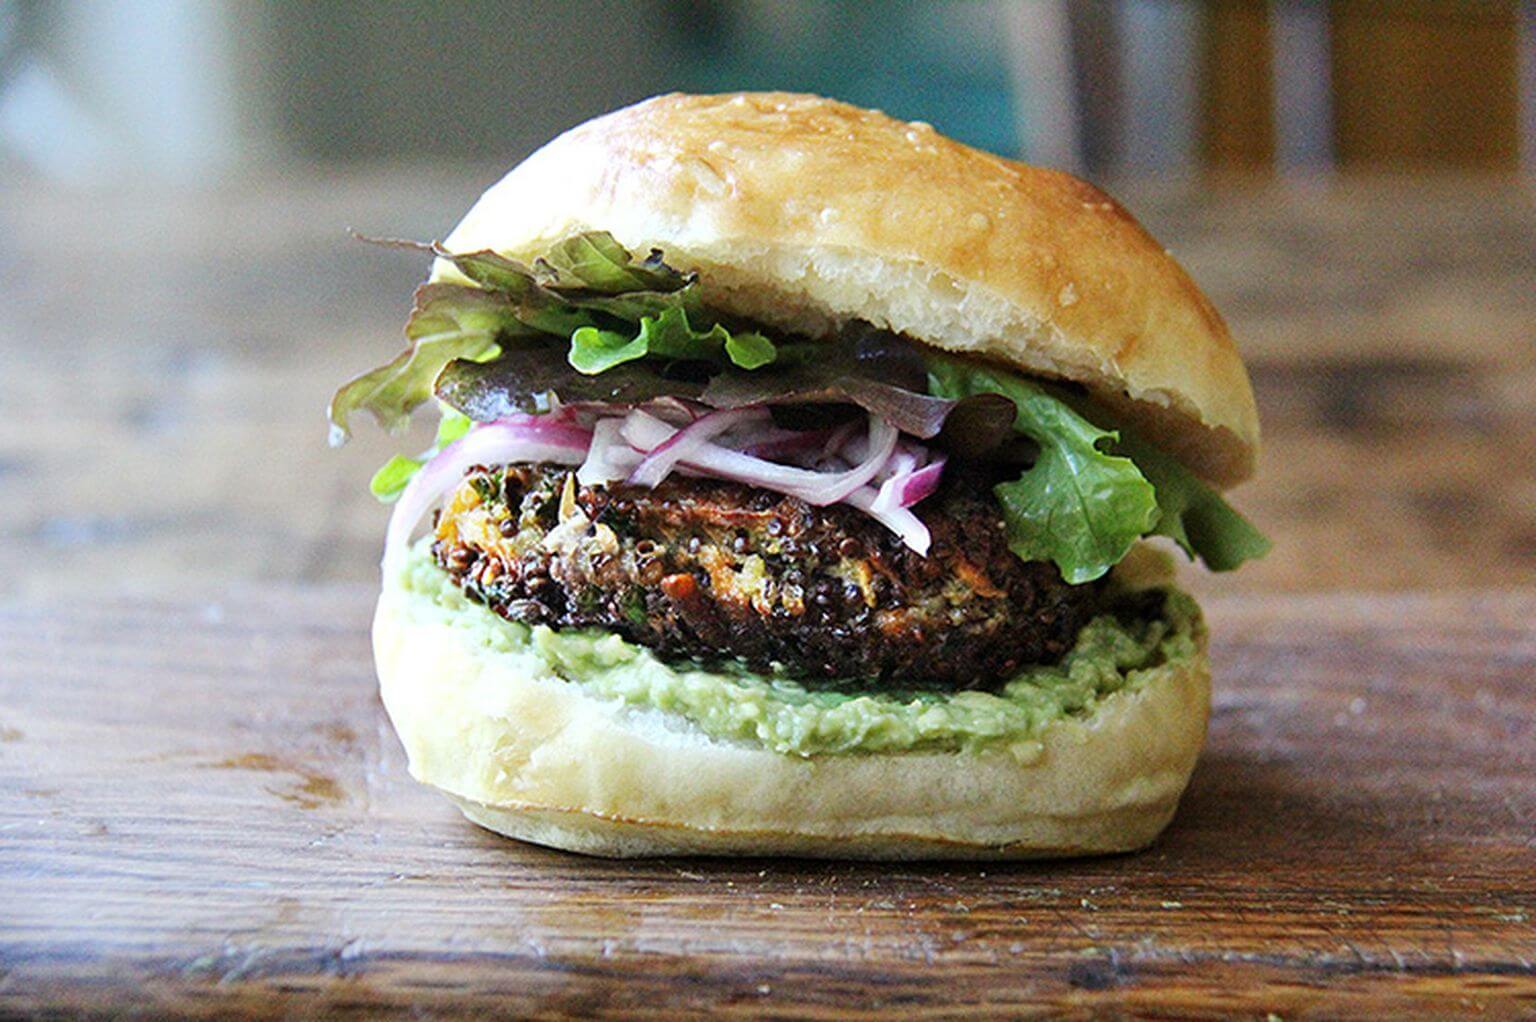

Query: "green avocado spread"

xmin=396 ymin=541 xmax=1204 ymax=758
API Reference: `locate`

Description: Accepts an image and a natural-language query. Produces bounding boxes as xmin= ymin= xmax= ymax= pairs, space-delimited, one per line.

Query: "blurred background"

xmin=2 ymin=0 xmax=1531 ymax=181
xmin=1 ymin=0 xmax=1533 ymax=601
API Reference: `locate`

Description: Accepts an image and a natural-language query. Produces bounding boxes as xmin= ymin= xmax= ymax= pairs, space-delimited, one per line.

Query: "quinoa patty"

xmin=431 ymin=463 xmax=1102 ymax=688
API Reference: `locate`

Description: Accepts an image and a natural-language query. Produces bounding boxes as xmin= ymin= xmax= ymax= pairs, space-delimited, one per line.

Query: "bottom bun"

xmin=373 ymin=563 xmax=1211 ymax=860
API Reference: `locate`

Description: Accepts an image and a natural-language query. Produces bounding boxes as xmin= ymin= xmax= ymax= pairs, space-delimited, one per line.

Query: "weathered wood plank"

xmin=3 ymin=172 xmax=1533 ymax=1016
xmin=1 ymin=586 xmax=1532 ymax=1018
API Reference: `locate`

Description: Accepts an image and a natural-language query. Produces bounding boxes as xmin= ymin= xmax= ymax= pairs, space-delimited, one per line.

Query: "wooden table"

xmin=2 ymin=172 xmax=1533 ymax=1017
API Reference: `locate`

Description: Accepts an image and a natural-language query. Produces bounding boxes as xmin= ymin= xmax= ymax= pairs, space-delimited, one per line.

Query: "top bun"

xmin=438 ymin=92 xmax=1259 ymax=486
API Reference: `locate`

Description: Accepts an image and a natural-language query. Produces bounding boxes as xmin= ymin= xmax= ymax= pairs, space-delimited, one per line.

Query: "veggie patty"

xmin=431 ymin=462 xmax=1102 ymax=688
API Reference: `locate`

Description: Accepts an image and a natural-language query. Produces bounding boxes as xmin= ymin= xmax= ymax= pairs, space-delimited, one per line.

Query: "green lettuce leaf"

xmin=927 ymin=355 xmax=1268 ymax=579
xmin=332 ymin=232 xmax=703 ymax=441
xmin=536 ymin=232 xmax=691 ymax=293
xmin=928 ymin=357 xmax=1157 ymax=583
xmin=328 ymin=285 xmax=531 ymax=442
xmin=437 ymin=244 xmax=695 ymax=330
xmin=431 ymin=234 xmax=768 ymax=375
xmin=368 ymin=406 xmax=473 ymax=503
xmin=569 ymin=306 xmax=777 ymax=374
xmin=436 ymin=348 xmax=706 ymax=419
xmin=368 ymin=455 xmax=423 ymax=502
xmin=1115 ymin=435 xmax=1271 ymax=571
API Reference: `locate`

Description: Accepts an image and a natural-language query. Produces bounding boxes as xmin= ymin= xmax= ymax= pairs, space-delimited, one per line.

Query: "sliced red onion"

xmin=627 ymin=407 xmax=768 ymax=488
xmin=642 ymin=396 xmax=703 ymax=426
xmin=383 ymin=417 xmax=590 ymax=570
xmin=874 ymin=446 xmax=920 ymax=484
xmin=821 ymin=419 xmax=860 ymax=460
xmin=796 ymin=415 xmax=898 ymax=503
xmin=577 ymin=417 xmax=642 ymax=486
xmin=844 ymin=485 xmax=933 ymax=556
xmin=742 ymin=426 xmax=835 ymax=460
xmin=621 ymin=411 xmax=898 ymax=506
xmin=872 ymin=455 xmax=946 ymax=513
xmin=383 ymin=403 xmax=939 ymax=565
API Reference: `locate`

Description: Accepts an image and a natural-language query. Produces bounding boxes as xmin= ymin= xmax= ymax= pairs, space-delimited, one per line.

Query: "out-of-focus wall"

xmin=0 ymin=0 xmax=689 ymax=182
xmin=0 ymin=0 xmax=1023 ymax=183
xmin=1202 ymin=0 xmax=1526 ymax=171
xmin=254 ymin=0 xmax=682 ymax=167
xmin=2 ymin=0 xmax=257 ymax=182
xmin=0 ymin=0 xmax=1528 ymax=185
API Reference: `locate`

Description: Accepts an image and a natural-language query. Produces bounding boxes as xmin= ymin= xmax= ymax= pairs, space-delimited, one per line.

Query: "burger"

xmin=329 ymin=92 xmax=1268 ymax=859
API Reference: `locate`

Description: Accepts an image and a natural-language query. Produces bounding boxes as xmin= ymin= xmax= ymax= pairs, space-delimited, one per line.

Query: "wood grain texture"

xmin=2 ymin=172 xmax=1533 ymax=1017
xmin=1 ymin=587 xmax=1533 ymax=1019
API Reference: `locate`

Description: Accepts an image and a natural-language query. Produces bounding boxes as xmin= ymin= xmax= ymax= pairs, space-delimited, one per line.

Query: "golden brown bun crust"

xmin=438 ymin=92 xmax=1259 ymax=485
xmin=373 ymin=565 xmax=1211 ymax=860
